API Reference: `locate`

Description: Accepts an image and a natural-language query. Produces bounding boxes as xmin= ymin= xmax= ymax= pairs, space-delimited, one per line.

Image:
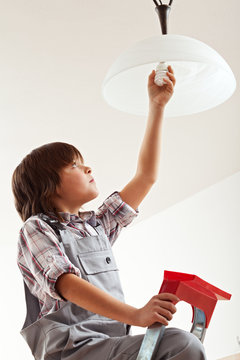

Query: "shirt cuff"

xmin=103 ymin=191 xmax=139 ymax=227
xmin=44 ymin=257 xmax=81 ymax=301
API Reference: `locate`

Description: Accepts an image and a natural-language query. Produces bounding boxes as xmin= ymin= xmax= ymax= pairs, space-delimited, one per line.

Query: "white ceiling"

xmin=1 ymin=0 xmax=239 ymax=239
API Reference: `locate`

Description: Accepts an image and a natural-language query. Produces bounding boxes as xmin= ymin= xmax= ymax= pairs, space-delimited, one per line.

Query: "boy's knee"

xmin=157 ymin=327 xmax=207 ymax=359
xmin=177 ymin=330 xmax=206 ymax=359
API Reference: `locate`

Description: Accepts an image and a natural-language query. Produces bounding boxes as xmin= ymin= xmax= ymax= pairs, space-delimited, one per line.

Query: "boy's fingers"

xmin=167 ymin=65 xmax=174 ymax=74
xmin=157 ymin=293 xmax=180 ymax=303
xmin=166 ymin=72 xmax=176 ymax=85
xmin=163 ymin=77 xmax=174 ymax=89
xmin=157 ymin=300 xmax=177 ymax=314
xmin=148 ymin=68 xmax=176 ymax=89
xmin=148 ymin=70 xmax=155 ymax=84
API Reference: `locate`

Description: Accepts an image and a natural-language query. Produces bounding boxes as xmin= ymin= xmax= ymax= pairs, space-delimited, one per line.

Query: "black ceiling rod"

xmin=153 ymin=0 xmax=172 ymax=35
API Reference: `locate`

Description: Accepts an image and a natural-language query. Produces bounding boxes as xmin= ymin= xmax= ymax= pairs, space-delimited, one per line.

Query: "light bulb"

xmin=154 ymin=61 xmax=168 ymax=86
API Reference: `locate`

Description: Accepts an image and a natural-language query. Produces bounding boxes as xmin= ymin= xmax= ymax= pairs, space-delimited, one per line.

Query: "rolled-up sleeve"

xmin=18 ymin=217 xmax=81 ymax=301
xmin=96 ymin=191 xmax=139 ymax=245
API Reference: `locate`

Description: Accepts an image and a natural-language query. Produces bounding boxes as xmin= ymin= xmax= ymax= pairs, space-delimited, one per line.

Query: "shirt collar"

xmin=48 ymin=210 xmax=97 ymax=227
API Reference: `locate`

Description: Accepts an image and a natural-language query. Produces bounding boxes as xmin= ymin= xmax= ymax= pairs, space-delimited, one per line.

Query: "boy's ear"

xmin=52 ymin=185 xmax=61 ymax=199
xmin=54 ymin=187 xmax=60 ymax=197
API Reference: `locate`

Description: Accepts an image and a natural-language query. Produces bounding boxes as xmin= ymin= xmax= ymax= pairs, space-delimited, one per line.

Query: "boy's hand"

xmin=148 ymin=65 xmax=176 ymax=109
xmin=133 ymin=293 xmax=179 ymax=328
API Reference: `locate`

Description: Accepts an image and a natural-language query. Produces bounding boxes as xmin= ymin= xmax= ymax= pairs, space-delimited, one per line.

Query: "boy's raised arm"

xmin=120 ymin=66 xmax=176 ymax=211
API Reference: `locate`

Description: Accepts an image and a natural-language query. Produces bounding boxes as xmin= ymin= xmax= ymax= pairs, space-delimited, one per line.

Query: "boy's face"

xmin=52 ymin=157 xmax=99 ymax=214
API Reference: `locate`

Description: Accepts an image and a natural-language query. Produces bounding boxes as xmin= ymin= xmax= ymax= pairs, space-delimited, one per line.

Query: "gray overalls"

xmin=20 ymin=215 xmax=207 ymax=360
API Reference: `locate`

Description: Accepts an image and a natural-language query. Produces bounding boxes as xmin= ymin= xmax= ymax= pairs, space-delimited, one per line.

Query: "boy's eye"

xmin=72 ymin=161 xmax=78 ymax=168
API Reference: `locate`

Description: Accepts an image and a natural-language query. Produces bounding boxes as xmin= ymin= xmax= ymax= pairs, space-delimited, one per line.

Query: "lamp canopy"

xmin=102 ymin=1 xmax=236 ymax=117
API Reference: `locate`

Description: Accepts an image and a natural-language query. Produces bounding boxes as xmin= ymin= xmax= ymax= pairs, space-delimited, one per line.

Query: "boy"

xmin=12 ymin=67 xmax=206 ymax=359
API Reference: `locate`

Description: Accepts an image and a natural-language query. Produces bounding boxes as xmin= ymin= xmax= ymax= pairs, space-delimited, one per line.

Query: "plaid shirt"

xmin=17 ymin=191 xmax=138 ymax=319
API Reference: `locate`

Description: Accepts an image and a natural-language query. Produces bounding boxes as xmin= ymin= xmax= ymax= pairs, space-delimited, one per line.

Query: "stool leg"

xmin=136 ymin=324 xmax=165 ymax=360
xmin=190 ymin=307 xmax=207 ymax=343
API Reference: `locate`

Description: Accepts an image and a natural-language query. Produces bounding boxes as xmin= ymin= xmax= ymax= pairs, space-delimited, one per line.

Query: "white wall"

xmin=0 ymin=172 xmax=239 ymax=359
xmin=113 ymin=171 xmax=240 ymax=359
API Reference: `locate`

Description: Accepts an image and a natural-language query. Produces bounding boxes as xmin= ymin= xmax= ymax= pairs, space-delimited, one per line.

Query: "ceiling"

xmin=1 ymin=0 xmax=239 ymax=240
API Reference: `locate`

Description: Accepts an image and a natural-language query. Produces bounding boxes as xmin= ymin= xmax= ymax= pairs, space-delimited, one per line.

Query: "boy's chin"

xmin=90 ymin=190 xmax=100 ymax=201
xmin=93 ymin=187 xmax=100 ymax=196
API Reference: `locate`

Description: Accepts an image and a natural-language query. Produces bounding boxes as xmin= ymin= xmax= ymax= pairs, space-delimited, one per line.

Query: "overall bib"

xmin=21 ymin=215 xmax=130 ymax=360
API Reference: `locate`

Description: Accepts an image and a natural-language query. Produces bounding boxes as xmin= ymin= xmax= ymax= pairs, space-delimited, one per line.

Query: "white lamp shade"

xmin=102 ymin=35 xmax=236 ymax=117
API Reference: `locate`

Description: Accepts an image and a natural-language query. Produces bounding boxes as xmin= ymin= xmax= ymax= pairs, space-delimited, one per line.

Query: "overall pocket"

xmin=78 ymin=249 xmax=118 ymax=274
xmin=77 ymin=249 xmax=125 ymax=302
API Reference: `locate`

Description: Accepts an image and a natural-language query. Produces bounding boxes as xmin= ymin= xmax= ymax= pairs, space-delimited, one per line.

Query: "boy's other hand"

xmin=133 ymin=292 xmax=180 ymax=328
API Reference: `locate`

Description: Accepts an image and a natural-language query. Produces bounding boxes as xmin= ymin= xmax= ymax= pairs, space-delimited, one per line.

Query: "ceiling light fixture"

xmin=102 ymin=0 xmax=236 ymax=117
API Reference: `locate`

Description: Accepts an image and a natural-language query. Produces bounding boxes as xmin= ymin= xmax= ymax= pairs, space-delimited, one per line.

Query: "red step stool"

xmin=136 ymin=270 xmax=231 ymax=360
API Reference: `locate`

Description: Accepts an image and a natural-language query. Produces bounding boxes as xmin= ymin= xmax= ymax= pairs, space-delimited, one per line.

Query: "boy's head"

xmin=12 ymin=142 xmax=84 ymax=222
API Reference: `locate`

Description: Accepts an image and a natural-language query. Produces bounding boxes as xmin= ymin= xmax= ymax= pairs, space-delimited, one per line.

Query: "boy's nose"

xmin=85 ymin=166 xmax=92 ymax=173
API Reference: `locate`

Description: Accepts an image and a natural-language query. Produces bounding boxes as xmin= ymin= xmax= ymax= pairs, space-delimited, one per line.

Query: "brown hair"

xmin=12 ymin=142 xmax=83 ymax=222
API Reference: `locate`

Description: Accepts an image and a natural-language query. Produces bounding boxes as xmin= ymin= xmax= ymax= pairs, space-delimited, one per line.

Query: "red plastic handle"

xmin=159 ymin=271 xmax=231 ymax=328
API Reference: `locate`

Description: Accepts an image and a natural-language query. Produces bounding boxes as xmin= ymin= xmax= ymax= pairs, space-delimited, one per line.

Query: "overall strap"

xmin=38 ymin=213 xmax=77 ymax=253
xmin=39 ymin=213 xmax=66 ymax=240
